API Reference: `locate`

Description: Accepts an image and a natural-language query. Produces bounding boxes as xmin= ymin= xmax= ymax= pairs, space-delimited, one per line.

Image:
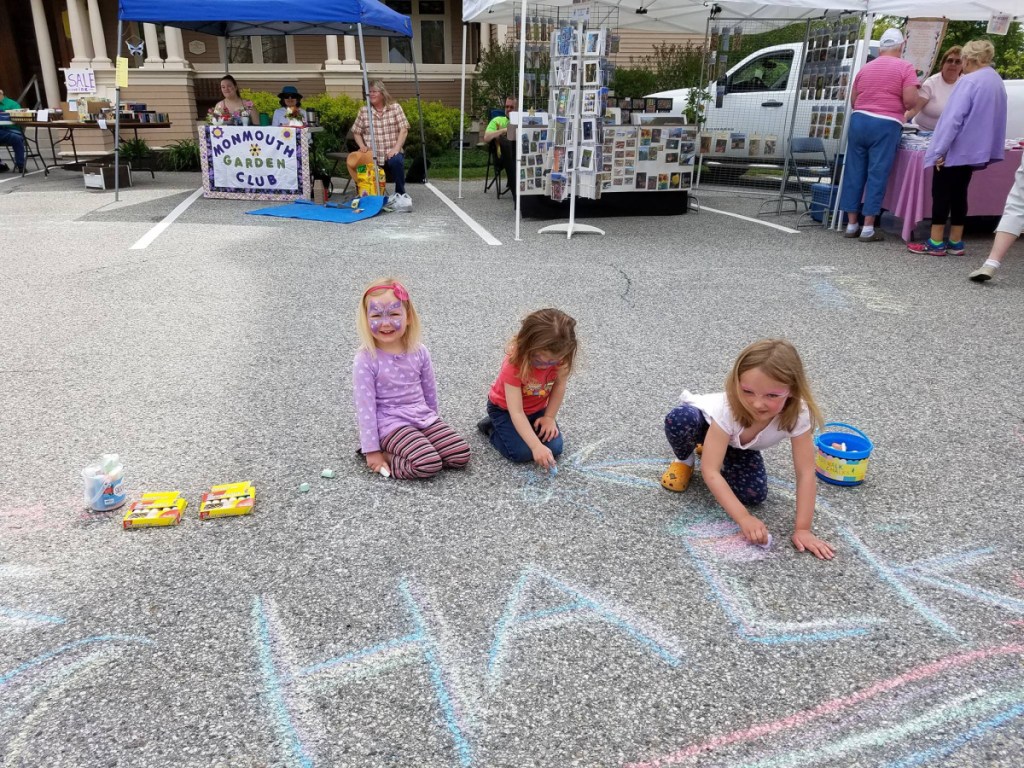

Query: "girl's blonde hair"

xmin=356 ymin=277 xmax=421 ymax=357
xmin=507 ymin=308 xmax=578 ymax=381
xmin=961 ymin=39 xmax=995 ymax=67
xmin=368 ymin=80 xmax=395 ymax=106
xmin=725 ymin=338 xmax=823 ymax=432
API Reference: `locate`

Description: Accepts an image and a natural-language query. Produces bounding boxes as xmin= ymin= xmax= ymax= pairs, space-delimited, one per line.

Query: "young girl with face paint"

xmin=353 ymin=279 xmax=470 ymax=479
xmin=478 ymin=308 xmax=578 ymax=470
xmin=661 ymin=339 xmax=834 ymax=560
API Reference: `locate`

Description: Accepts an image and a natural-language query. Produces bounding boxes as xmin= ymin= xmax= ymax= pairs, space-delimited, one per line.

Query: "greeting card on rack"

xmin=582 ymin=90 xmax=598 ymax=115
xmin=583 ymin=61 xmax=600 ymax=86
xmin=584 ymin=29 xmax=604 ymax=56
xmin=556 ymin=26 xmax=574 ymax=56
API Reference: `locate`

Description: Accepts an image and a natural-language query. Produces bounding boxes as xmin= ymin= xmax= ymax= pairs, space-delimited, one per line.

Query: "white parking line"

xmin=130 ymin=187 xmax=204 ymax=249
xmin=701 ymin=205 xmax=800 ymax=234
xmin=0 ymin=169 xmax=46 ymax=184
xmin=425 ymin=182 xmax=501 ymax=245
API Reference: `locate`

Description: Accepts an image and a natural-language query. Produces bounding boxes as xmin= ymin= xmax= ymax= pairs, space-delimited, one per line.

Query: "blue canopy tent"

xmin=115 ymin=0 xmax=420 ymax=199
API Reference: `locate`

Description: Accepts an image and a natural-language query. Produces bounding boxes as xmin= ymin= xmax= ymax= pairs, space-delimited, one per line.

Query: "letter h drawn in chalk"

xmin=839 ymin=529 xmax=1024 ymax=639
xmin=252 ymin=582 xmax=473 ymax=768
xmin=486 ymin=565 xmax=685 ymax=690
xmin=675 ymin=518 xmax=880 ymax=644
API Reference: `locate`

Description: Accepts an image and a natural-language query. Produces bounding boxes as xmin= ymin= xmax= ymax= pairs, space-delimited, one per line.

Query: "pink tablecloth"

xmin=881 ymin=147 xmax=1023 ymax=241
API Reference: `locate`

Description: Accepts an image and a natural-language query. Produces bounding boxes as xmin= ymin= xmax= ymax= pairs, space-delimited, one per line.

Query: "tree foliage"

xmin=471 ymin=42 xmax=519 ymax=117
xmin=873 ymin=17 xmax=1024 ymax=78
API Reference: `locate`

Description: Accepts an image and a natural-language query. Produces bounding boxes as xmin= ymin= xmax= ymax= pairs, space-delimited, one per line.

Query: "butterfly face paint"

xmin=531 ymin=355 xmax=563 ymax=369
xmin=368 ymin=299 xmax=406 ymax=335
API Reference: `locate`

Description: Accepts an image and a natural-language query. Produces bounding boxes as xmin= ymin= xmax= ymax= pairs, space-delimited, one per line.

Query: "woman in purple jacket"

xmin=908 ymin=40 xmax=1007 ymax=257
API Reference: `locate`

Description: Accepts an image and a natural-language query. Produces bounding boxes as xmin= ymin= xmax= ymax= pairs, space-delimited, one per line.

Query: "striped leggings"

xmin=379 ymin=419 xmax=471 ymax=480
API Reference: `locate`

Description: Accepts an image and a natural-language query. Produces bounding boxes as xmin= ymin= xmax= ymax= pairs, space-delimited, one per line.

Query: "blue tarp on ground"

xmin=118 ymin=0 xmax=412 ymax=37
xmin=246 ymin=196 xmax=387 ymax=224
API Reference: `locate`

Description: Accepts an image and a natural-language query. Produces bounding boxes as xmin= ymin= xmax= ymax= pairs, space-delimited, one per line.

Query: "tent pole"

xmin=356 ymin=24 xmax=382 ymax=197
xmin=831 ymin=12 xmax=874 ymax=231
xmin=114 ymin=17 xmax=123 ymax=202
xmin=515 ymin=0 xmax=528 ymax=241
xmin=458 ymin=22 xmax=468 ymax=199
xmin=410 ymin=45 xmax=429 ymax=184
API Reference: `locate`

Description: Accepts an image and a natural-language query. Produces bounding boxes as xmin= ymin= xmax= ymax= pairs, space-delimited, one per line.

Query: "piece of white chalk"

xmin=298 ymin=482 xmax=310 ymax=493
xmin=378 ymin=465 xmax=391 ymax=478
xmin=320 ymin=468 xmax=336 ymax=479
xmin=758 ymin=533 xmax=774 ymax=550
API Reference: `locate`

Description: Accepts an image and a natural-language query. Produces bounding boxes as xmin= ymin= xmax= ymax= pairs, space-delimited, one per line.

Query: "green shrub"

xmin=240 ymin=88 xmax=280 ymax=122
xmin=236 ymin=90 xmax=463 ymax=163
xmin=610 ymin=67 xmax=658 ymax=98
xmin=400 ymin=98 xmax=465 ymax=160
xmin=161 ymin=138 xmax=201 ymax=171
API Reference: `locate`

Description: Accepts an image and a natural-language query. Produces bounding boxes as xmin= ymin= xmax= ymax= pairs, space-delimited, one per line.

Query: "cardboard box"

xmin=84 ymin=164 xmax=132 ymax=190
xmin=199 ymin=481 xmax=256 ymax=519
xmin=81 ymin=98 xmax=111 ymax=119
xmin=122 ymin=491 xmax=187 ymax=529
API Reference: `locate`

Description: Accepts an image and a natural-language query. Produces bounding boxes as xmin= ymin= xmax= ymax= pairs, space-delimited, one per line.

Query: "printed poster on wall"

xmin=905 ymin=18 xmax=948 ymax=83
xmin=209 ymin=126 xmax=300 ymax=191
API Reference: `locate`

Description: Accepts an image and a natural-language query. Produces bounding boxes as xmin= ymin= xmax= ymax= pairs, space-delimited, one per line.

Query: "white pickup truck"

xmin=649 ymin=42 xmax=1024 ymax=170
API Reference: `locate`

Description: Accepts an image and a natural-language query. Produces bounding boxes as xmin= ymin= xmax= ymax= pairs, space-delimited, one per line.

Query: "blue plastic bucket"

xmin=814 ymin=422 xmax=873 ymax=486
xmin=82 ymin=465 xmax=127 ymax=511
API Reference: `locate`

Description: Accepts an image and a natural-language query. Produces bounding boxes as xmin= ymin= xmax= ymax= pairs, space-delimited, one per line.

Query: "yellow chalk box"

xmin=122 ymin=492 xmax=187 ymax=529
xmin=200 ymin=481 xmax=256 ymax=520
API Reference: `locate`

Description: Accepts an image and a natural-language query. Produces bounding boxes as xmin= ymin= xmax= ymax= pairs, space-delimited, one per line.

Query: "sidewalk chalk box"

xmin=199 ymin=481 xmax=256 ymax=519
xmin=122 ymin=491 xmax=186 ymax=529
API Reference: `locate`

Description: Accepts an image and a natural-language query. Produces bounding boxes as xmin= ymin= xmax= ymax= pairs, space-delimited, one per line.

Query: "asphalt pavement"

xmin=1 ymin=168 xmax=1023 ymax=767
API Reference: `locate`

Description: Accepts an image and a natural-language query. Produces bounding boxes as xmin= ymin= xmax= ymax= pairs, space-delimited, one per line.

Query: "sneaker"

xmin=13 ymin=165 xmax=24 ymax=174
xmin=907 ymin=239 xmax=946 ymax=256
xmin=843 ymin=227 xmax=861 ymax=239
xmin=476 ymin=417 xmax=493 ymax=437
xmin=392 ymin=192 xmax=413 ymax=212
xmin=660 ymin=461 xmax=693 ymax=493
xmin=858 ymin=230 xmax=884 ymax=242
xmin=946 ymin=240 xmax=966 ymax=256
xmin=969 ymin=264 xmax=996 ymax=282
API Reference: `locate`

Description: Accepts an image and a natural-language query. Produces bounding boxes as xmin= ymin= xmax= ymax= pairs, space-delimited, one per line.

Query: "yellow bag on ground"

xmin=347 ymin=149 xmax=387 ymax=197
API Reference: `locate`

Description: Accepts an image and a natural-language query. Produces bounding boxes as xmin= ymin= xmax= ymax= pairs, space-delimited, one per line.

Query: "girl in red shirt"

xmin=478 ymin=309 xmax=578 ymax=469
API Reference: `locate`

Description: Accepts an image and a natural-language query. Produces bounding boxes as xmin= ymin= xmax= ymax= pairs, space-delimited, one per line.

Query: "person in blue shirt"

xmin=0 ymin=88 xmax=26 ymax=173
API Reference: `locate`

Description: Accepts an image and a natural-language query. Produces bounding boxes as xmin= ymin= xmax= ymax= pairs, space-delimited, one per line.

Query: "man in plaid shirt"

xmin=353 ymin=80 xmax=412 ymax=211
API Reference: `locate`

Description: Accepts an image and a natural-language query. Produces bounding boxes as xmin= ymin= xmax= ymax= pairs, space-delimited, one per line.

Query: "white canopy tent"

xmin=459 ymin=0 xmax=1024 ymax=238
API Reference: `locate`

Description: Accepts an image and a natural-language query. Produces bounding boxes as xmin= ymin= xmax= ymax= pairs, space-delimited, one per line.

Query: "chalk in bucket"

xmin=814 ymin=423 xmax=873 ymax=486
xmin=82 ymin=454 xmax=127 ymax=511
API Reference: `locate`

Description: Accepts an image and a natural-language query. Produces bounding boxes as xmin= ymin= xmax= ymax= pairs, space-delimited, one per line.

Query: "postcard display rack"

xmin=515 ymin=4 xmax=693 ymax=237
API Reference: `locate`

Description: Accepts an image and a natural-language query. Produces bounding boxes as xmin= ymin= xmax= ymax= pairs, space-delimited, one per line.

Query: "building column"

xmin=86 ymin=0 xmax=111 ymax=65
xmin=28 ymin=0 xmax=61 ymax=107
xmin=326 ymin=35 xmax=341 ymax=65
xmin=66 ymin=0 xmax=94 ymax=65
xmin=142 ymin=24 xmax=163 ymax=67
xmin=343 ymin=35 xmax=359 ymax=65
xmin=164 ymin=26 xmax=187 ymax=68
xmin=480 ymin=23 xmax=491 ymax=53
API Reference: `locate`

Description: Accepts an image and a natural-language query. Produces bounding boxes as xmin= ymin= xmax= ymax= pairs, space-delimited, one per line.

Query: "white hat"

xmin=880 ymin=28 xmax=905 ymax=50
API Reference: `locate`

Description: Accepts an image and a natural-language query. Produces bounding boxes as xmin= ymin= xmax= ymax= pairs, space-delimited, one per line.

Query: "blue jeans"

xmin=0 ymin=128 xmax=25 ymax=168
xmin=486 ymin=400 xmax=563 ymax=463
xmin=383 ymin=152 xmax=406 ymax=194
xmin=664 ymin=404 xmax=768 ymax=506
xmin=839 ymin=112 xmax=902 ymax=218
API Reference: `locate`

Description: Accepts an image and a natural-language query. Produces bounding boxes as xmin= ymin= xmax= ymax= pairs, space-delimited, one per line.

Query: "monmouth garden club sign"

xmin=210 ymin=126 xmax=300 ymax=190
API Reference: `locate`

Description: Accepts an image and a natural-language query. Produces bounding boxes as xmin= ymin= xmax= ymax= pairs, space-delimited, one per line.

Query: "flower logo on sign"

xmin=281 ymin=129 xmax=293 ymax=140
xmin=211 ymin=127 xmax=224 ymax=139
xmin=249 ymin=144 xmax=262 ymax=157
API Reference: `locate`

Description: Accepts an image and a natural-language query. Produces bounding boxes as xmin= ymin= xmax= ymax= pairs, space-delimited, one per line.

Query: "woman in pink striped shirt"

xmin=839 ymin=28 xmax=919 ymax=242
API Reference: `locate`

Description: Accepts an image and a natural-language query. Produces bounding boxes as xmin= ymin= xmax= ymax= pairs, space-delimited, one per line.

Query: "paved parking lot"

xmin=2 ymin=168 xmax=1023 ymax=767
